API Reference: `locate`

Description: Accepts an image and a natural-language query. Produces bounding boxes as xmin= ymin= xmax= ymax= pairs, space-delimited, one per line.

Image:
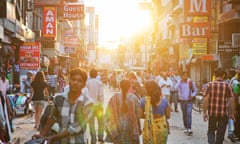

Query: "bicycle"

xmin=192 ymin=92 xmax=203 ymax=113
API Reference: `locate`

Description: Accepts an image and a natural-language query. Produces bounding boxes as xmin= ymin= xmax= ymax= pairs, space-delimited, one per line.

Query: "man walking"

xmin=86 ymin=69 xmax=104 ymax=143
xmin=33 ymin=68 xmax=94 ymax=144
xmin=203 ymin=68 xmax=235 ymax=144
xmin=175 ymin=71 xmax=197 ymax=135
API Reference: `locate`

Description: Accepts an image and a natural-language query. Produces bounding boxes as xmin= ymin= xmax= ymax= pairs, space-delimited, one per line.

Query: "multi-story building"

xmin=151 ymin=0 xmax=240 ymax=87
xmin=0 ymin=0 xmax=35 ymax=85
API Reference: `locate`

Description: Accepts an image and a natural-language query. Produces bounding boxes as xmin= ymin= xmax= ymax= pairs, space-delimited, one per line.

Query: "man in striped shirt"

xmin=203 ymin=68 xmax=235 ymax=144
xmin=34 ymin=68 xmax=94 ymax=144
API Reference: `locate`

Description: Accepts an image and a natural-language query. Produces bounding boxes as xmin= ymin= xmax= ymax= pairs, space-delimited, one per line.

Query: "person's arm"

xmin=191 ymin=82 xmax=198 ymax=97
xmin=29 ymin=87 xmax=34 ymax=101
xmin=202 ymin=95 xmax=209 ymax=121
xmin=229 ymin=97 xmax=236 ymax=121
xmin=165 ymin=105 xmax=171 ymax=119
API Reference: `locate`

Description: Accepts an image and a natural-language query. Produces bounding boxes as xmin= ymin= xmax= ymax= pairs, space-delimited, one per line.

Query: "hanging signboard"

xmin=19 ymin=42 xmax=40 ymax=69
xmin=43 ymin=7 xmax=57 ymax=38
xmin=63 ymin=4 xmax=85 ymax=20
xmin=185 ymin=0 xmax=211 ymax=16
xmin=180 ymin=22 xmax=210 ymax=38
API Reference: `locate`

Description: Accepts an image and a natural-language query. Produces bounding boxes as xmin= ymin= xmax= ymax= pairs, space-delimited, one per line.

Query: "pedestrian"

xmin=47 ymin=70 xmax=57 ymax=97
xmin=86 ymin=69 xmax=104 ymax=143
xmin=140 ymin=80 xmax=171 ymax=144
xmin=232 ymin=72 xmax=240 ymax=141
xmin=158 ymin=70 xmax=173 ymax=103
xmin=22 ymin=71 xmax=33 ymax=93
xmin=169 ymin=69 xmax=181 ymax=112
xmin=33 ymin=68 xmax=94 ymax=144
xmin=57 ymin=70 xmax=65 ymax=93
xmin=29 ymin=71 xmax=49 ymax=129
xmin=0 ymin=71 xmax=12 ymax=143
xmin=105 ymin=79 xmax=140 ymax=144
xmin=203 ymin=68 xmax=235 ymax=144
xmin=175 ymin=71 xmax=197 ymax=135
xmin=227 ymin=69 xmax=239 ymax=142
xmin=128 ymin=71 xmax=146 ymax=99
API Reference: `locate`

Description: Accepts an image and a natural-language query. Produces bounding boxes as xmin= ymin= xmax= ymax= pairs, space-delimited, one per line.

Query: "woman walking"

xmin=29 ymin=71 xmax=49 ymax=129
xmin=140 ymin=80 xmax=171 ymax=144
xmin=105 ymin=79 xmax=140 ymax=144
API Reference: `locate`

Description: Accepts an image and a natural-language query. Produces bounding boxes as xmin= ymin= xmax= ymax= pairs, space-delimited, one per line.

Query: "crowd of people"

xmin=0 ymin=67 xmax=239 ymax=144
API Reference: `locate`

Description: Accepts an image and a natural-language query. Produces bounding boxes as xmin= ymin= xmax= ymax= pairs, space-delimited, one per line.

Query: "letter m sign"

xmin=185 ymin=0 xmax=211 ymax=16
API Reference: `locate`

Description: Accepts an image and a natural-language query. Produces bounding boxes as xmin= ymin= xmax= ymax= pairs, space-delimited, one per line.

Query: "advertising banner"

xmin=43 ymin=7 xmax=57 ymax=38
xmin=19 ymin=42 xmax=40 ymax=69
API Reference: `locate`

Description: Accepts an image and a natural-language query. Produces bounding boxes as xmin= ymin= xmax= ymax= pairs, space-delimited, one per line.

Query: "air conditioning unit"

xmin=232 ymin=33 xmax=240 ymax=47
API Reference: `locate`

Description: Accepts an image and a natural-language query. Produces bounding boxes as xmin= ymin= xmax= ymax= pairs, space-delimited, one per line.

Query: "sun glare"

xmin=86 ymin=0 xmax=152 ymax=49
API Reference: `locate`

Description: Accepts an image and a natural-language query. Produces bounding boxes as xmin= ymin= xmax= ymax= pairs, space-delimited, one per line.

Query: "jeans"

xmin=170 ymin=90 xmax=178 ymax=110
xmin=89 ymin=104 xmax=104 ymax=143
xmin=180 ymin=101 xmax=192 ymax=129
xmin=228 ymin=100 xmax=234 ymax=135
xmin=207 ymin=116 xmax=228 ymax=144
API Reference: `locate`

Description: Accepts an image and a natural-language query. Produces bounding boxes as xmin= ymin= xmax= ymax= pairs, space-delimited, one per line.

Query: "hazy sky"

xmin=85 ymin=0 xmax=151 ymax=48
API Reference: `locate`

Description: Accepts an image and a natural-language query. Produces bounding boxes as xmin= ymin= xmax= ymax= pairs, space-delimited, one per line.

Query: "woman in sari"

xmin=105 ymin=79 xmax=140 ymax=144
xmin=140 ymin=80 xmax=171 ymax=144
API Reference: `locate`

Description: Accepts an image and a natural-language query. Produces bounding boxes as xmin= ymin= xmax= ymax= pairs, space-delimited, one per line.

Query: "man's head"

xmin=69 ymin=68 xmax=88 ymax=92
xmin=214 ymin=68 xmax=226 ymax=78
xmin=89 ymin=69 xmax=97 ymax=78
xmin=182 ymin=71 xmax=189 ymax=81
xmin=27 ymin=71 xmax=32 ymax=78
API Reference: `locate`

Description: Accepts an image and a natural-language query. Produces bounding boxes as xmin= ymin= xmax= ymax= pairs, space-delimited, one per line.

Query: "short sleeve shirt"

xmin=140 ymin=97 xmax=169 ymax=115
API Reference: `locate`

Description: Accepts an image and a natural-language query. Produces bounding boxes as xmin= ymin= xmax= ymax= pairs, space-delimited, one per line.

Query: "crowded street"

xmin=11 ymin=85 xmax=238 ymax=144
xmin=1 ymin=0 xmax=240 ymax=144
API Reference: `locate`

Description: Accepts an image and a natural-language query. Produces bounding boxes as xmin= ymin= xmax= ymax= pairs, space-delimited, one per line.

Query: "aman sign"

xmin=180 ymin=22 xmax=210 ymax=38
xmin=185 ymin=0 xmax=211 ymax=16
xmin=43 ymin=7 xmax=57 ymax=38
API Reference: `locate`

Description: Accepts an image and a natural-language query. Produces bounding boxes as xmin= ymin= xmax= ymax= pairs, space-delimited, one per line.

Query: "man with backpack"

xmin=175 ymin=71 xmax=198 ymax=135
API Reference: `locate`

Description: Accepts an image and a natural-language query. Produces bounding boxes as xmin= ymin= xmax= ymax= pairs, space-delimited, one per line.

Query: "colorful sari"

xmin=143 ymin=96 xmax=168 ymax=144
xmin=105 ymin=93 xmax=140 ymax=144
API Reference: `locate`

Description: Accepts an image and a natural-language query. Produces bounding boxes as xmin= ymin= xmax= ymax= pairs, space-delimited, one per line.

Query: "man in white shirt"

xmin=158 ymin=71 xmax=173 ymax=103
xmin=86 ymin=69 xmax=104 ymax=143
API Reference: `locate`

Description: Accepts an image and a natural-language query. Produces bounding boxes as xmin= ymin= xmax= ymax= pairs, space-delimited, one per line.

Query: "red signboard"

xmin=63 ymin=4 xmax=85 ymax=20
xmin=185 ymin=0 xmax=211 ymax=16
xmin=43 ymin=7 xmax=57 ymax=38
xmin=34 ymin=0 xmax=61 ymax=6
xmin=180 ymin=22 xmax=210 ymax=38
xmin=19 ymin=42 xmax=40 ymax=69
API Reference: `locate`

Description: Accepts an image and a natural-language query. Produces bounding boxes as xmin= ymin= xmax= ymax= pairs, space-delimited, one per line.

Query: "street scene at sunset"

xmin=0 ymin=0 xmax=240 ymax=144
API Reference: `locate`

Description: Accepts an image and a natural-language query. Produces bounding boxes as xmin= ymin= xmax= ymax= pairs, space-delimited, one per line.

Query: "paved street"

xmin=12 ymin=85 xmax=239 ymax=144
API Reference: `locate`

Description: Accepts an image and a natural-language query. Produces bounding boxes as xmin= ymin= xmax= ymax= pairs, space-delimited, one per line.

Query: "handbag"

xmin=24 ymin=138 xmax=46 ymax=144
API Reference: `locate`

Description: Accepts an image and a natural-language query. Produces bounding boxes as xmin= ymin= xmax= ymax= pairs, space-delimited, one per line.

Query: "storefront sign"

xmin=63 ymin=4 xmax=84 ymax=20
xmin=218 ymin=41 xmax=240 ymax=53
xmin=185 ymin=0 xmax=211 ymax=16
xmin=19 ymin=42 xmax=40 ymax=69
xmin=180 ymin=22 xmax=210 ymax=38
xmin=192 ymin=38 xmax=207 ymax=54
xmin=43 ymin=7 xmax=57 ymax=38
